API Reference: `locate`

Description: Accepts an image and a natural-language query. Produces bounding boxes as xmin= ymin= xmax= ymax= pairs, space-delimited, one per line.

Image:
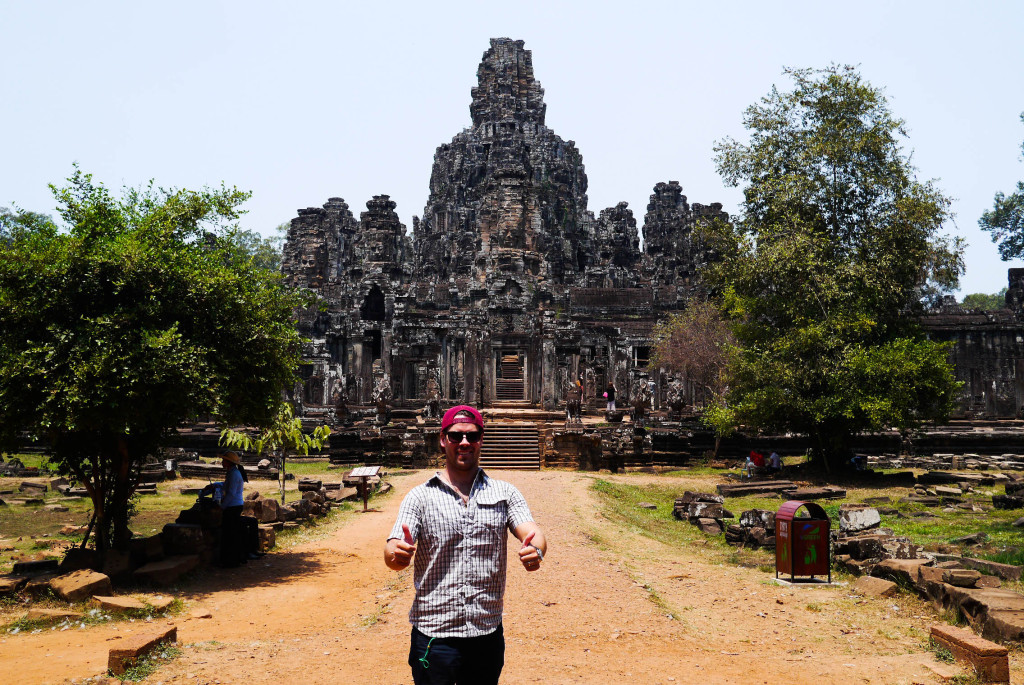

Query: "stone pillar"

xmin=542 ymin=332 xmax=557 ymax=410
xmin=479 ymin=334 xmax=493 ymax=406
xmin=464 ymin=337 xmax=478 ymax=406
xmin=382 ymin=329 xmax=394 ymax=396
xmin=352 ymin=340 xmax=365 ymax=403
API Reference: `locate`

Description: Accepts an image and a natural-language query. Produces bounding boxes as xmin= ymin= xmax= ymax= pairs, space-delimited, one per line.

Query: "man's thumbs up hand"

xmin=387 ymin=524 xmax=416 ymax=569
xmin=518 ymin=530 xmax=543 ymax=572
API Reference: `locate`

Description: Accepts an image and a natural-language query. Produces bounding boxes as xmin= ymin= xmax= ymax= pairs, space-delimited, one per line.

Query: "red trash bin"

xmin=775 ymin=500 xmax=831 ymax=583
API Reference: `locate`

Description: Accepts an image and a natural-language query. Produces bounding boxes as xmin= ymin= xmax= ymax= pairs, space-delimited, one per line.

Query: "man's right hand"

xmin=385 ymin=524 xmax=416 ymax=570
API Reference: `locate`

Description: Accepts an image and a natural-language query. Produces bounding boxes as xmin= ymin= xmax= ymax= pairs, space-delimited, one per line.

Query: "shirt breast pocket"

xmin=473 ymin=494 xmax=508 ymax=541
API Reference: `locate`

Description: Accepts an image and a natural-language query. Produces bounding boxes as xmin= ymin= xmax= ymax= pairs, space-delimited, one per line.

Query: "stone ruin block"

xmin=725 ymin=509 xmax=777 ymax=549
xmin=879 ymin=537 xmax=921 ymax=560
xmin=161 ymin=524 xmax=207 ymax=556
xmin=301 ymin=490 xmax=326 ymax=505
xmin=292 ymin=498 xmax=313 ymax=519
xmin=677 ymin=491 xmax=724 ymax=505
xmin=259 ymin=498 xmax=280 ymax=523
xmin=993 ymin=494 xmax=1024 ymax=510
xmin=130 ymin=534 xmax=165 ymax=564
xmin=101 ymin=550 xmax=134 ymax=584
xmin=257 ymin=525 xmax=276 ymax=552
xmin=838 ymin=505 xmax=881 ymax=533
xmin=959 ymin=557 xmax=1023 ymax=581
xmin=871 ymin=558 xmax=932 ymax=586
xmin=694 ymin=518 xmax=723 ymax=535
xmin=108 ymin=626 xmax=177 ymax=677
xmin=58 ymin=547 xmax=100 ymax=573
xmin=834 ymin=534 xmax=886 ymax=560
xmin=930 ymin=625 xmax=1009 ymax=684
xmin=739 ymin=509 xmax=775 ymax=529
xmin=50 ymin=569 xmax=112 ymax=601
xmin=1004 ymin=481 xmax=1024 ymax=496
xmin=852 ymin=576 xmax=899 ymax=598
xmin=944 ymin=569 xmax=984 ymax=588
xmin=0 ymin=576 xmax=27 ymax=596
xmin=687 ymin=501 xmax=724 ymax=520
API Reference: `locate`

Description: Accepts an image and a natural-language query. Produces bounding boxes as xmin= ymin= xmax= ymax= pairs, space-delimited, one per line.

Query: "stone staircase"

xmin=480 ymin=423 xmax=540 ymax=470
xmin=495 ymin=354 xmax=524 ymax=401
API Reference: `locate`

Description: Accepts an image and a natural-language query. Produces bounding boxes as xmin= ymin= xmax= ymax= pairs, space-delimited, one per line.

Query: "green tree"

xmin=220 ymin=402 xmax=330 ymax=503
xmin=979 ymin=113 xmax=1024 ymax=260
xmin=704 ymin=65 xmax=964 ymax=470
xmin=961 ymin=288 xmax=1008 ymax=311
xmin=0 ymin=168 xmax=307 ymax=552
xmin=651 ymin=300 xmax=738 ymax=455
xmin=222 ymin=222 xmax=289 ymax=272
xmin=0 ymin=206 xmax=58 ymax=243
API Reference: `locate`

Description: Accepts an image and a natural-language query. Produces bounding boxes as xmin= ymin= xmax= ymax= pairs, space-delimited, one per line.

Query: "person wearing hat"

xmin=384 ymin=405 xmax=547 ymax=685
xmin=216 ymin=451 xmax=258 ymax=567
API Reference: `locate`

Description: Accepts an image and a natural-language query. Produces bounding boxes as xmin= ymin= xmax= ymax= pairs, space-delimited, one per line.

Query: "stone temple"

xmin=281 ymin=38 xmax=1024 ymax=459
xmin=281 ymin=38 xmax=725 ymax=416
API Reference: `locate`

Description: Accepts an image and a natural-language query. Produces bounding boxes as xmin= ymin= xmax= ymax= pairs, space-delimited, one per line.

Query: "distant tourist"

xmin=767 ymin=451 xmax=782 ymax=474
xmin=213 ymin=451 xmax=259 ymax=567
xmin=605 ymin=381 xmax=616 ymax=412
xmin=750 ymin=450 xmax=766 ymax=469
xmin=384 ymin=405 xmax=548 ymax=684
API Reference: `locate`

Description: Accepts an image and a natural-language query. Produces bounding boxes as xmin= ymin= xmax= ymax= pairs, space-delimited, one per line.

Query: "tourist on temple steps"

xmin=384 ymin=405 xmax=547 ymax=685
xmin=605 ymin=381 xmax=616 ymax=412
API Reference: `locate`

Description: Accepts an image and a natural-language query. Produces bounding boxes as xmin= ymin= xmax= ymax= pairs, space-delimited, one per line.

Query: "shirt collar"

xmin=429 ymin=468 xmax=488 ymax=495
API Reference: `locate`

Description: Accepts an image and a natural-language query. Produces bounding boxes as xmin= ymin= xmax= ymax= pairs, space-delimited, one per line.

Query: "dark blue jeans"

xmin=409 ymin=625 xmax=504 ymax=685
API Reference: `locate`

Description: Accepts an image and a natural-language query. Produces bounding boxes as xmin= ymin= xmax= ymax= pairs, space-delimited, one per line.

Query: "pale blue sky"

xmin=3 ymin=1 xmax=1022 ymax=296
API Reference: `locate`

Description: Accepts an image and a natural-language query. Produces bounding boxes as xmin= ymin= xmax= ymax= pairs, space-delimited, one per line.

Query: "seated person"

xmin=766 ymin=451 xmax=782 ymax=474
xmin=743 ymin=455 xmax=755 ymax=479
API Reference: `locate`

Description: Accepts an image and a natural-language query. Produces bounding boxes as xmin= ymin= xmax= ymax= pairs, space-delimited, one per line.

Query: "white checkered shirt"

xmin=388 ymin=469 xmax=534 ymax=638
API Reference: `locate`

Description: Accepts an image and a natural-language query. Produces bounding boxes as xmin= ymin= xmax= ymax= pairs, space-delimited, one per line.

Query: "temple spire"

xmin=469 ymin=38 xmax=546 ymax=127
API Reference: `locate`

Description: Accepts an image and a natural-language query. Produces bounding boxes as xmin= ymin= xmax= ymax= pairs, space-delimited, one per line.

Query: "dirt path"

xmin=1 ymin=470 xmax=999 ymax=684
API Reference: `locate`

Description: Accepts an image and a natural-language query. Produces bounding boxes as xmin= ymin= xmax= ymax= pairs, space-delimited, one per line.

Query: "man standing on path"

xmin=384 ymin=405 xmax=547 ymax=684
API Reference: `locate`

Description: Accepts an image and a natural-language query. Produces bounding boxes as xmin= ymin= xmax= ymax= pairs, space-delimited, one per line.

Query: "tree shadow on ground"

xmin=138 ymin=546 xmax=353 ymax=602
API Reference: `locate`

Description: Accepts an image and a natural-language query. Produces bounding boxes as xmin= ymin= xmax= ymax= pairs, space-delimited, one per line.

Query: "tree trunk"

xmin=109 ymin=439 xmax=136 ymax=550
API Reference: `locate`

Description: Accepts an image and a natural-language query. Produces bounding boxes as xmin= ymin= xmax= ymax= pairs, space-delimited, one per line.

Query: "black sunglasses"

xmin=445 ymin=430 xmax=482 ymax=444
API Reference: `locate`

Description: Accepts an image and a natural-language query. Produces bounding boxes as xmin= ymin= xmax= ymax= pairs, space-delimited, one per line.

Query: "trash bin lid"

xmin=776 ymin=500 xmax=829 ymax=523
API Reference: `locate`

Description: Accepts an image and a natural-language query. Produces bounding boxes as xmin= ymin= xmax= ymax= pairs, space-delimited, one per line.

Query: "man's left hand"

xmin=518 ymin=531 xmax=543 ymax=572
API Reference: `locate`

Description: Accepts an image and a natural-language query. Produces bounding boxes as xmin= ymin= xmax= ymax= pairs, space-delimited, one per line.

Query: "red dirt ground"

xmin=3 ymin=470 xmax=1016 ymax=684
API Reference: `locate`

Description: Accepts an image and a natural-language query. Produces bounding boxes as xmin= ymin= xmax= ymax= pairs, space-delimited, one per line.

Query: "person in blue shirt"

xmin=217 ymin=451 xmax=256 ymax=567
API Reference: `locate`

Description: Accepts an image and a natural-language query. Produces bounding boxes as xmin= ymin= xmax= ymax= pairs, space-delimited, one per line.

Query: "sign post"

xmin=350 ymin=465 xmax=382 ymax=513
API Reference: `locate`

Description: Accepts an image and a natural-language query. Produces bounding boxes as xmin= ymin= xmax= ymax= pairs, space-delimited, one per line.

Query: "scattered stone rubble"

xmin=831 ymin=505 xmax=1024 ymax=643
xmin=725 ymin=509 xmax=776 ymax=550
xmin=671 ymin=491 xmax=730 ymax=535
xmin=671 ymin=470 xmax=1024 ymax=646
xmin=0 ymin=476 xmax=373 ymax=621
xmin=868 ymin=453 xmax=1024 ymax=471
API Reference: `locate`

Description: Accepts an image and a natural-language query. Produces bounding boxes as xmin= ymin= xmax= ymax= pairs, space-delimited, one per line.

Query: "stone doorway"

xmin=495 ymin=352 xmax=525 ymax=401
